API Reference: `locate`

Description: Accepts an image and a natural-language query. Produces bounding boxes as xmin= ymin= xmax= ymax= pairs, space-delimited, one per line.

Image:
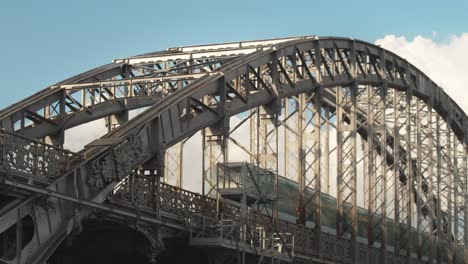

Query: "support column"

xmin=365 ymin=84 xmax=387 ymax=261
xmin=105 ymin=110 xmax=129 ymax=133
xmin=448 ymin=132 xmax=454 ymax=264
xmin=393 ymin=89 xmax=412 ymax=260
xmin=138 ymin=149 xmax=165 ymax=263
xmin=436 ymin=114 xmax=443 ymax=264
xmin=428 ymin=107 xmax=435 ymax=263
xmin=43 ymin=104 xmax=64 ymax=146
xmin=378 ymin=85 xmax=388 ymax=261
xmin=336 ymin=83 xmax=357 ymax=261
xmin=453 ymin=135 xmax=464 ymax=263
xmin=434 ymin=115 xmax=454 ymax=263
xmin=464 ymin=142 xmax=468 ymax=264
xmin=415 ymin=99 xmax=423 ymax=261
xmin=202 ymin=77 xmax=229 ymax=198
xmin=284 ymin=96 xmax=300 ymax=182
xmin=367 ymin=85 xmax=376 ymax=247
xmin=256 ymin=106 xmax=279 ymax=220
xmin=405 ymin=91 xmax=414 ymax=262
xmin=202 ymin=132 xmax=227 ymax=197
xmin=297 ymin=88 xmax=322 ymax=249
xmin=164 ymin=142 xmax=183 ymax=188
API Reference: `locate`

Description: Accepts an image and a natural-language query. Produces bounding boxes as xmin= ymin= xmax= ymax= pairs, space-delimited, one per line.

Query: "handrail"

xmin=0 ymin=129 xmax=81 ymax=180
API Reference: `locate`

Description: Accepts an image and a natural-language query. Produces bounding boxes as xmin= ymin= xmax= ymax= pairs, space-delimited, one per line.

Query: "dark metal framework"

xmin=0 ymin=36 xmax=466 ymax=264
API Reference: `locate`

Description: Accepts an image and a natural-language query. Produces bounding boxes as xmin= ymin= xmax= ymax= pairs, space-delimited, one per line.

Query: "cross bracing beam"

xmin=0 ymin=36 xmax=467 ymax=264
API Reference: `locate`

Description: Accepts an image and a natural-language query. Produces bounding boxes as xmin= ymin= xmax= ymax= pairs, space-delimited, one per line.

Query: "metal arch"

xmin=0 ymin=36 xmax=467 ymax=264
xmin=81 ymin=37 xmax=468 ymax=264
xmin=0 ymin=37 xmax=305 ymax=144
xmin=1 ymin=37 xmax=465 ymax=147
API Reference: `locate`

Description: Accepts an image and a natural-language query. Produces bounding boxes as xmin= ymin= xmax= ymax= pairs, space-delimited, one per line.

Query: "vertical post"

xmin=405 ymin=90 xmax=413 ymax=262
xmin=204 ymin=77 xmax=229 ymax=209
xmin=298 ymin=94 xmax=305 ymax=225
xmin=81 ymin=88 xmax=86 ymax=109
xmin=179 ymin=142 xmax=184 ymax=188
xmin=144 ymin=149 xmax=164 ymax=263
xmin=105 ymin=110 xmax=129 ymax=133
xmin=414 ymin=98 xmax=437 ymax=261
xmin=380 ymin=83 xmax=387 ymax=262
xmin=464 ymin=141 xmax=468 ymax=264
xmin=250 ymin=108 xmax=257 ymax=165
xmin=284 ymin=98 xmax=289 ymax=180
xmin=367 ymin=85 xmax=376 ymax=247
xmin=323 ymin=107 xmax=330 ymax=194
xmin=201 ymin=91 xmax=228 ymax=198
xmin=275 ymin=114 xmax=279 ymax=228
xmin=436 ymin=114 xmax=442 ymax=264
xmin=376 ymin=52 xmax=388 ymax=263
xmin=284 ymin=96 xmax=300 ymax=183
xmin=60 ymin=89 xmax=66 ymax=119
xmin=416 ymin=99 xmax=423 ymax=260
xmin=164 ymin=142 xmax=183 ymax=188
xmin=393 ymin=90 xmax=401 ymax=257
xmin=155 ymin=168 xmax=161 ymax=220
xmin=366 ymin=83 xmax=387 ymax=261
xmin=446 ymin=124 xmax=453 ymax=264
xmin=453 ymin=135 xmax=460 ymax=263
xmin=312 ymin=87 xmax=322 ymax=247
xmin=202 ymin=128 xmax=206 ymax=195
xmin=297 ymin=88 xmax=322 ymax=231
xmin=427 ymin=104 xmax=435 ymax=263
xmin=393 ymin=89 xmax=413 ymax=260
xmin=44 ymin=92 xmax=65 ymax=146
xmin=336 ymin=83 xmax=357 ymax=261
xmin=257 ymin=109 xmax=278 ymax=218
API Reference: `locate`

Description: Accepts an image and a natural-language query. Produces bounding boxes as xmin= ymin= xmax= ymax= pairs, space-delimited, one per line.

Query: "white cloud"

xmin=375 ymin=33 xmax=468 ymax=112
xmin=64 ymin=118 xmax=107 ymax=152
xmin=63 ymin=108 xmax=148 ymax=152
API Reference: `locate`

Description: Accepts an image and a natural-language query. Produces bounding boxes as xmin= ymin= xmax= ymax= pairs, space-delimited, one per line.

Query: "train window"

xmin=0 ymin=215 xmax=35 ymax=261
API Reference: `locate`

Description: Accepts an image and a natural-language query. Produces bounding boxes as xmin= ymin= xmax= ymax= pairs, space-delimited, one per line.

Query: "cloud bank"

xmin=375 ymin=33 xmax=468 ymax=112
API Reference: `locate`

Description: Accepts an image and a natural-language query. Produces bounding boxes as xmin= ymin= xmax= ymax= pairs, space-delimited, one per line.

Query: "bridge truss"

xmin=0 ymin=36 xmax=466 ymax=264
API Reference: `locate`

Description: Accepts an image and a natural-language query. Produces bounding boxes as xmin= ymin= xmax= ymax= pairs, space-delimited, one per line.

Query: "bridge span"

xmin=0 ymin=36 xmax=466 ymax=263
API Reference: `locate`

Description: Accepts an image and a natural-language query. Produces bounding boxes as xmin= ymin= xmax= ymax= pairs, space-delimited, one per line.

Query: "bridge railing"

xmin=110 ymin=174 xmax=297 ymax=257
xmin=110 ymin=175 xmax=436 ymax=263
xmin=189 ymin=212 xmax=295 ymax=260
xmin=160 ymin=182 xmax=217 ymax=215
xmin=0 ymin=129 xmax=81 ymax=180
xmin=110 ymin=174 xmax=218 ymax=216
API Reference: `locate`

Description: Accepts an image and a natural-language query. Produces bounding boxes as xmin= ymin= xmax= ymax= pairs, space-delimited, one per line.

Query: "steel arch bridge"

xmin=0 ymin=36 xmax=466 ymax=264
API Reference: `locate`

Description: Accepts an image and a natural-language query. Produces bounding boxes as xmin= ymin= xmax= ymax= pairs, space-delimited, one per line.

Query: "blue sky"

xmin=0 ymin=0 xmax=466 ymax=108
